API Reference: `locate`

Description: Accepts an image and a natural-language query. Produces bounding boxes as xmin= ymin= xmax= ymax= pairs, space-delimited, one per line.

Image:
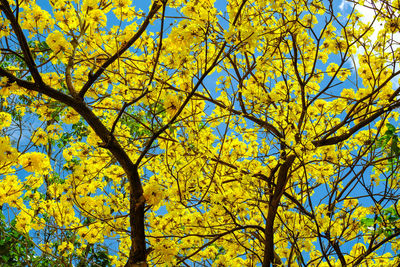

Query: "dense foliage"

xmin=1 ymin=0 xmax=400 ymax=266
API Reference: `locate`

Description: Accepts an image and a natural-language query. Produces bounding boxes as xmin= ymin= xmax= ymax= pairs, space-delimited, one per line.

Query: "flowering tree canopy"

xmin=1 ymin=0 xmax=400 ymax=266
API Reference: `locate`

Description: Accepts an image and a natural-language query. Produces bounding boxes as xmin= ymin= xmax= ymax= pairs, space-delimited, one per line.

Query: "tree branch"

xmin=78 ymin=1 xmax=162 ymax=99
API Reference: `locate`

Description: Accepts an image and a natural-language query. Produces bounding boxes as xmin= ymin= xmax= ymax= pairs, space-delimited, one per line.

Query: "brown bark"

xmin=262 ymin=154 xmax=296 ymax=267
xmin=125 ymin=169 xmax=147 ymax=266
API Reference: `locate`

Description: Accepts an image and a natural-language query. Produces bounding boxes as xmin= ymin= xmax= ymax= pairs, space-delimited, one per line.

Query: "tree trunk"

xmin=124 ymin=168 xmax=147 ymax=267
xmin=262 ymin=154 xmax=295 ymax=267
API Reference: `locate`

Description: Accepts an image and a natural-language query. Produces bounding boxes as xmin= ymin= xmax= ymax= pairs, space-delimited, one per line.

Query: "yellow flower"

xmin=19 ymin=152 xmax=52 ymax=173
xmin=164 ymin=94 xmax=181 ymax=118
xmin=58 ymin=241 xmax=74 ymax=256
xmin=337 ymin=68 xmax=351 ymax=81
xmin=0 ymin=17 xmax=10 ymax=38
xmin=143 ymin=181 xmax=164 ymax=207
xmin=82 ymin=0 xmax=99 ymax=12
xmin=32 ymin=128 xmax=48 ymax=145
xmin=46 ymin=124 xmax=62 ymax=140
xmin=385 ymin=18 xmax=400 ymax=33
xmin=0 ymin=136 xmax=18 ymax=164
xmin=46 ymin=30 xmax=72 ymax=54
xmin=79 ymin=224 xmax=103 ymax=244
xmin=326 ymin=62 xmax=339 ymax=77
xmin=62 ymin=107 xmax=80 ymax=124
xmin=0 ymin=112 xmax=11 ymax=129
xmin=31 ymin=217 xmax=45 ymax=231
xmin=343 ymin=198 xmax=358 ymax=209
xmin=88 ymin=9 xmax=107 ymax=28
xmin=24 ymin=174 xmax=44 ymax=189
xmin=21 ymin=5 xmax=54 ymax=34
xmin=39 ymin=243 xmax=53 ymax=254
xmin=15 ymin=210 xmax=34 ymax=233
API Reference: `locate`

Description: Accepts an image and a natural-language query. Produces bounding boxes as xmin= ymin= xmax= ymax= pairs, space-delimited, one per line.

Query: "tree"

xmin=1 ymin=0 xmax=400 ymax=266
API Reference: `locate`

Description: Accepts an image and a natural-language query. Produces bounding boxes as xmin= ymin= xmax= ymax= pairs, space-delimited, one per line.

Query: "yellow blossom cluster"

xmin=0 ymin=112 xmax=11 ymax=129
xmin=19 ymin=152 xmax=52 ymax=174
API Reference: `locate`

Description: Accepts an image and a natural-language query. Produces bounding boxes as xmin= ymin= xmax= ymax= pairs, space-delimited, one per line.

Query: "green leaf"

xmin=386 ymin=123 xmax=396 ymax=135
xmin=361 ymin=217 xmax=375 ymax=227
